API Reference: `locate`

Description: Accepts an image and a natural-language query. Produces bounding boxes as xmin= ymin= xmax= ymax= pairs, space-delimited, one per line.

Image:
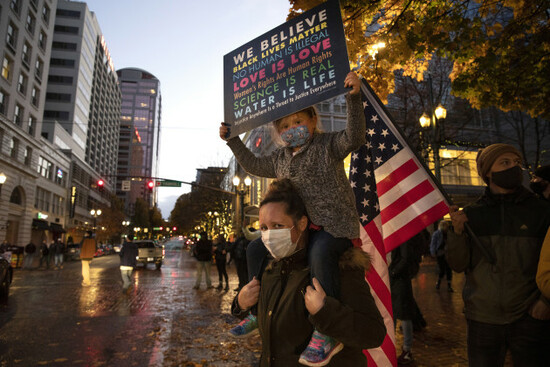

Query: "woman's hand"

xmin=449 ymin=205 xmax=468 ymax=234
xmin=304 ymin=277 xmax=326 ymax=315
xmin=219 ymin=122 xmax=230 ymax=141
xmin=344 ymin=72 xmax=361 ymax=95
xmin=237 ymin=277 xmax=260 ymax=310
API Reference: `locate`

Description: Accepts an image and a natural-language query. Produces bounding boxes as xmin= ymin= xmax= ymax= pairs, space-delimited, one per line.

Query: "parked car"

xmin=0 ymin=255 xmax=13 ymax=301
xmin=135 ymin=240 xmax=164 ymax=269
xmin=65 ymin=243 xmax=81 ymax=261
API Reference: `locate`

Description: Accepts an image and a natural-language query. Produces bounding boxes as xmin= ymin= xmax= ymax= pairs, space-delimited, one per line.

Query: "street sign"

xmin=121 ymin=180 xmax=131 ymax=191
xmin=157 ymin=180 xmax=181 ymax=187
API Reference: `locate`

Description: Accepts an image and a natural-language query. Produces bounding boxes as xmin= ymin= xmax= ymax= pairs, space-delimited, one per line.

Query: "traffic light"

xmin=146 ymin=180 xmax=155 ymax=192
xmin=97 ymin=179 xmax=104 ymax=191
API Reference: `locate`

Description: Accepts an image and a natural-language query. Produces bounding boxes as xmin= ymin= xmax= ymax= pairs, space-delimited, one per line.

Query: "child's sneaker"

xmin=298 ymin=330 xmax=343 ymax=366
xmin=397 ymin=349 xmax=414 ymax=365
xmin=228 ymin=313 xmax=258 ymax=338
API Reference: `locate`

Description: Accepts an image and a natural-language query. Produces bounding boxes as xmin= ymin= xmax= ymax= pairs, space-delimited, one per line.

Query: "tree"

xmin=96 ymin=195 xmax=126 ymax=244
xmin=288 ymin=0 xmax=550 ymax=119
xmin=132 ymin=198 xmax=150 ymax=230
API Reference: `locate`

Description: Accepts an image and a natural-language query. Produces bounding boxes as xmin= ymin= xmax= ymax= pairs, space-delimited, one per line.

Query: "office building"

xmin=116 ymin=67 xmax=161 ymax=213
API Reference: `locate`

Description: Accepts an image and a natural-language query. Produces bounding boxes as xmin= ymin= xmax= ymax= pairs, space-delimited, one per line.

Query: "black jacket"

xmin=194 ymin=239 xmax=213 ymax=262
xmin=447 ymin=186 xmax=550 ymax=324
xmin=119 ymin=241 xmax=138 ymax=267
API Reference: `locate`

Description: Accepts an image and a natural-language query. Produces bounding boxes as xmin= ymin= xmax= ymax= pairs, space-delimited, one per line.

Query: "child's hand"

xmin=238 ymin=276 xmax=260 ymax=310
xmin=344 ymin=72 xmax=361 ymax=95
xmin=304 ymin=277 xmax=326 ymax=315
xmin=219 ymin=122 xmax=231 ymax=141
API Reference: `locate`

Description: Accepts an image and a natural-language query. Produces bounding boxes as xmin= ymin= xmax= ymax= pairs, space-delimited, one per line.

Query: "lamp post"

xmin=0 ymin=172 xmax=6 ymax=197
xmin=419 ymin=76 xmax=447 ymax=182
xmin=232 ymin=175 xmax=251 ymax=232
xmin=90 ymin=209 xmax=102 ymax=236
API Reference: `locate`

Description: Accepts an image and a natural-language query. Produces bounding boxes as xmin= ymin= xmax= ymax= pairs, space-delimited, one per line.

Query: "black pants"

xmin=436 ymin=255 xmax=452 ymax=281
xmin=467 ymin=315 xmax=550 ymax=366
xmin=216 ymin=259 xmax=228 ymax=286
xmin=234 ymin=258 xmax=248 ymax=289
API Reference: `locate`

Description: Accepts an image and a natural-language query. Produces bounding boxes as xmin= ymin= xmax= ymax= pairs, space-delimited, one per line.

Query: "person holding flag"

xmin=447 ymin=143 xmax=550 ymax=366
xmin=220 ymin=71 xmax=366 ymax=366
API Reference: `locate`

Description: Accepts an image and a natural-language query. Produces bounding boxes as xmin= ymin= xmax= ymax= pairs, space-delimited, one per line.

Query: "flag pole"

xmin=359 ymin=80 xmax=496 ymax=264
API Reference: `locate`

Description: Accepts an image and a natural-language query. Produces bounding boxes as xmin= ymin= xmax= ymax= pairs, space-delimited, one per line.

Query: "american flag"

xmin=350 ymin=79 xmax=449 ymax=366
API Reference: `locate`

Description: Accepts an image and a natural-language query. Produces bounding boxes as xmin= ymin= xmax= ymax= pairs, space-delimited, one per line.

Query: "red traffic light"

xmin=147 ymin=180 xmax=155 ymax=191
xmin=97 ymin=179 xmax=104 ymax=190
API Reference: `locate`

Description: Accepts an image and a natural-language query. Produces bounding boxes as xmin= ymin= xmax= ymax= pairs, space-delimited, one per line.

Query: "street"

xmin=0 ymin=249 xmax=508 ymax=367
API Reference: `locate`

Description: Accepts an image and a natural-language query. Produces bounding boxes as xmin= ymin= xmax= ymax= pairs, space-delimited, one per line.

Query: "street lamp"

xmin=233 ymin=175 xmax=251 ymax=232
xmin=90 ymin=209 xmax=102 ymax=236
xmin=0 ymin=172 xmax=6 ymax=197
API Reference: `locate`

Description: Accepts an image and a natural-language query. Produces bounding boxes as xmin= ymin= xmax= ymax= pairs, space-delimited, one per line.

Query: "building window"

xmin=52 ymin=41 xmax=77 ymax=50
xmin=38 ymin=156 xmax=53 ymax=179
xmin=10 ymin=0 xmax=21 ymax=16
xmin=50 ymin=58 xmax=75 ymax=68
xmin=26 ymin=12 xmax=36 ymax=34
xmin=44 ymin=110 xmax=69 ymax=121
xmin=17 ymin=73 xmax=27 ymax=94
xmin=54 ymin=168 xmax=66 ymax=186
xmin=14 ymin=104 xmax=24 ymax=125
xmin=35 ymin=187 xmax=50 ymax=212
xmin=46 ymin=92 xmax=71 ymax=102
xmin=38 ymin=30 xmax=46 ymax=50
xmin=1 ymin=57 xmax=12 ymax=80
xmin=47 ymin=75 xmax=73 ymax=85
xmin=31 ymin=86 xmax=39 ymax=106
xmin=42 ymin=3 xmax=50 ymax=25
xmin=52 ymin=194 xmax=64 ymax=215
xmin=9 ymin=137 xmax=19 ymax=159
xmin=24 ymin=146 xmax=32 ymax=166
xmin=0 ymin=90 xmax=7 ymax=115
xmin=27 ymin=115 xmax=36 ymax=135
xmin=54 ymin=25 xmax=78 ymax=34
xmin=56 ymin=9 xmax=81 ymax=18
xmin=22 ymin=42 xmax=31 ymax=66
xmin=6 ymin=22 xmax=18 ymax=50
xmin=29 ymin=0 xmax=38 ymax=11
xmin=35 ymin=58 xmax=43 ymax=80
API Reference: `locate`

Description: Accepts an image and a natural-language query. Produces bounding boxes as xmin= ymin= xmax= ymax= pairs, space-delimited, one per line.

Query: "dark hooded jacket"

xmin=232 ymin=247 xmax=386 ymax=367
xmin=446 ymin=186 xmax=550 ymax=324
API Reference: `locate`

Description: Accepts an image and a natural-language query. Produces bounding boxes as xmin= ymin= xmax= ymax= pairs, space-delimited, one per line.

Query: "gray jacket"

xmin=227 ymin=93 xmax=365 ymax=239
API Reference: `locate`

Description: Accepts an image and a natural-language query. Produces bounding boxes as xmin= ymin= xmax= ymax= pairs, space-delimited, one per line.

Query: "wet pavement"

xmin=0 ymin=248 xmax=508 ymax=366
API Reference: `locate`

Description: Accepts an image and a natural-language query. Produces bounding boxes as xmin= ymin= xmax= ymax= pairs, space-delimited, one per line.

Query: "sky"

xmin=86 ymin=0 xmax=292 ymax=218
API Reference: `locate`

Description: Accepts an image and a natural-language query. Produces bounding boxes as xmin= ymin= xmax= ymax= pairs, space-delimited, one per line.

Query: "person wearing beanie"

xmin=530 ymin=164 xmax=550 ymax=200
xmin=446 ymin=143 xmax=550 ymax=366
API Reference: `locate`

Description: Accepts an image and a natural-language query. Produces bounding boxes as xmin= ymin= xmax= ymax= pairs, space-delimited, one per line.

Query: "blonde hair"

xmin=271 ymin=106 xmax=323 ymax=147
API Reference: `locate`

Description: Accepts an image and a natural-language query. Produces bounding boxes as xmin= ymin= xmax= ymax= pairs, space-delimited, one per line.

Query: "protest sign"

xmin=223 ymin=0 xmax=349 ymax=138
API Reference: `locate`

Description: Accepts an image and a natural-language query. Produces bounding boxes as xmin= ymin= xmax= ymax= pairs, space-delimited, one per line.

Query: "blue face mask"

xmin=280 ymin=125 xmax=310 ymax=148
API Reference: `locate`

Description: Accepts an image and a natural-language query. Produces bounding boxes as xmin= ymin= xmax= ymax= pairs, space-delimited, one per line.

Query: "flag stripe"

xmin=384 ymin=201 xmax=449 ymax=251
xmin=380 ymin=179 xmax=435 ymax=223
xmin=364 ymin=219 xmax=385 ymax=257
xmin=382 ymin=190 xmax=448 ymax=240
xmin=376 ymin=158 xmax=418 ymax=196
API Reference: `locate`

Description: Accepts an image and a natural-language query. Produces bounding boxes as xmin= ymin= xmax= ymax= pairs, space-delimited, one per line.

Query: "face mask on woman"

xmin=490 ymin=165 xmax=524 ymax=190
xmin=261 ymin=227 xmax=300 ymax=260
xmin=280 ymin=125 xmax=310 ymax=148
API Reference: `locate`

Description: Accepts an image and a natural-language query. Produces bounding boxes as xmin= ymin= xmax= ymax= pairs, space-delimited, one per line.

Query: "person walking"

xmin=390 ymin=233 xmax=426 ymax=365
xmin=232 ymin=230 xmax=249 ymax=291
xmin=23 ymin=242 xmax=36 ymax=269
xmin=52 ymin=239 xmax=65 ymax=270
xmin=214 ymin=235 xmax=229 ymax=291
xmin=192 ymin=232 xmax=213 ymax=290
xmin=119 ymin=236 xmax=138 ymax=292
xmin=39 ymin=240 xmax=49 ymax=269
xmin=447 ymin=143 xmax=550 ymax=366
xmin=80 ymin=231 xmax=97 ymax=287
xmin=430 ymin=221 xmax=453 ymax=292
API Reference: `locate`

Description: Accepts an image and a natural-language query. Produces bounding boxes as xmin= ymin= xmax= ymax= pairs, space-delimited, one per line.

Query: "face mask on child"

xmin=280 ymin=125 xmax=310 ymax=148
xmin=261 ymin=227 xmax=300 ymax=260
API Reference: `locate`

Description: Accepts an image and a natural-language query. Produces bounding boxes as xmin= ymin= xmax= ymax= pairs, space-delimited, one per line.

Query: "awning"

xmin=50 ymin=223 xmax=66 ymax=233
xmin=32 ymin=219 xmax=50 ymax=231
